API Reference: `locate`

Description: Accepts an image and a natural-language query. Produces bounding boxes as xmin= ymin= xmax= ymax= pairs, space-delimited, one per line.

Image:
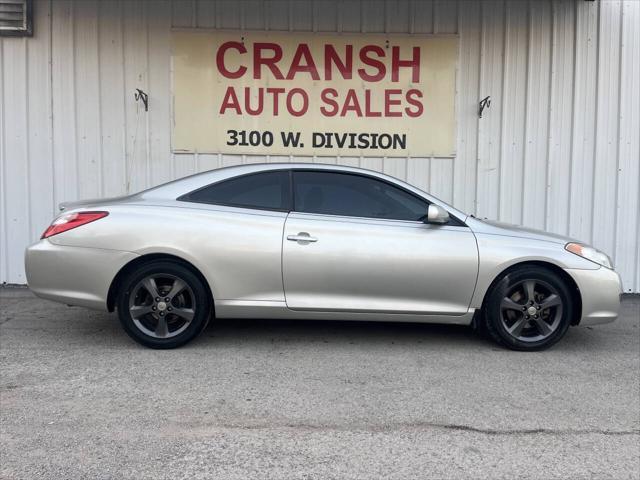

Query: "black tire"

xmin=482 ymin=266 xmax=573 ymax=351
xmin=116 ymin=260 xmax=211 ymax=349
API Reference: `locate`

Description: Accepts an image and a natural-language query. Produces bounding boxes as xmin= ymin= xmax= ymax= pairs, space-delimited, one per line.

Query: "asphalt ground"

xmin=1 ymin=288 xmax=639 ymax=479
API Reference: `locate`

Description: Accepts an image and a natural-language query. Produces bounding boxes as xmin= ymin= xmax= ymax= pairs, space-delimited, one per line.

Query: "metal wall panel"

xmin=616 ymin=0 xmax=640 ymax=291
xmin=546 ymin=0 xmax=575 ymax=237
xmin=1 ymin=0 xmax=639 ymax=292
xmin=476 ymin=0 xmax=505 ymax=222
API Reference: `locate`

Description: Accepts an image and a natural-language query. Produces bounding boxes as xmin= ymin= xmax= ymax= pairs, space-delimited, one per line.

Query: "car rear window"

xmin=181 ymin=171 xmax=291 ymax=211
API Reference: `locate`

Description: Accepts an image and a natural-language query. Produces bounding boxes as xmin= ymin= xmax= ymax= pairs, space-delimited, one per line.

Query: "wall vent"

xmin=0 ymin=0 xmax=33 ymax=36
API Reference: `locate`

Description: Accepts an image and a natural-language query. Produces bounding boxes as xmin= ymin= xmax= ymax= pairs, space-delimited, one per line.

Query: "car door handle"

xmin=287 ymin=233 xmax=318 ymax=243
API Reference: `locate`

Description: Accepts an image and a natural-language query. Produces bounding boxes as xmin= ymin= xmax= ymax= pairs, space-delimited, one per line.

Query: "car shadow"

xmin=4 ymin=290 xmax=626 ymax=353
xmin=1 ymin=291 xmax=493 ymax=351
xmin=194 ymin=317 xmax=619 ymax=353
xmin=190 ymin=297 xmax=637 ymax=353
xmin=197 ymin=317 xmax=495 ymax=350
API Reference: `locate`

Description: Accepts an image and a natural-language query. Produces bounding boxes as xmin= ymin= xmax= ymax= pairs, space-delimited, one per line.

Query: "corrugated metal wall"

xmin=1 ymin=0 xmax=639 ymax=291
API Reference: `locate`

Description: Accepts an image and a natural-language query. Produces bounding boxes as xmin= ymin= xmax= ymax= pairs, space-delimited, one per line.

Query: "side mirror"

xmin=426 ymin=204 xmax=450 ymax=224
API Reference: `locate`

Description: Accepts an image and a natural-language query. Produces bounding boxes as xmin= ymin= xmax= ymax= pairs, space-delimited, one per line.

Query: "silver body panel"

xmin=564 ymin=267 xmax=622 ymax=325
xmin=25 ymin=163 xmax=621 ymax=327
xmin=283 ymin=212 xmax=478 ymax=315
xmin=25 ymin=241 xmax=139 ymax=310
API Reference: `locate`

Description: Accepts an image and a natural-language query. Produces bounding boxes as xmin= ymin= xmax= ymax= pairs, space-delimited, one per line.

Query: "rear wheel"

xmin=482 ymin=266 xmax=573 ymax=351
xmin=116 ymin=260 xmax=211 ymax=349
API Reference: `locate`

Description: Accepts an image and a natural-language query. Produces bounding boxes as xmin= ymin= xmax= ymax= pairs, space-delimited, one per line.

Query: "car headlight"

xmin=565 ymin=242 xmax=613 ymax=269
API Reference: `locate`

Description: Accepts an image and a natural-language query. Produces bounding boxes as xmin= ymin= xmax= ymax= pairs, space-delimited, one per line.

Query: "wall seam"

xmin=144 ymin=0 xmax=152 ymax=188
xmin=497 ymin=0 xmax=508 ymax=220
xmin=48 ymin=0 xmax=56 ymax=216
xmin=25 ymin=36 xmax=32 ymax=242
xmin=544 ymin=0 xmax=555 ymax=232
xmin=476 ymin=0 xmax=483 ymax=215
xmin=521 ymin=0 xmax=531 ymax=225
xmin=409 ymin=0 xmax=415 ymax=34
xmin=611 ymin=0 xmax=624 ymax=267
xmin=474 ymin=0 xmax=484 ymax=216
xmin=71 ymin=0 xmax=79 ymax=201
xmin=0 ymin=39 xmax=6 ymax=281
xmin=121 ymin=0 xmax=128 ymax=193
xmin=566 ymin=0 xmax=578 ymax=237
xmin=588 ymin=0 xmax=601 ymax=245
xmin=97 ymin=0 xmax=105 ymax=198
xmin=636 ymin=0 xmax=640 ymax=291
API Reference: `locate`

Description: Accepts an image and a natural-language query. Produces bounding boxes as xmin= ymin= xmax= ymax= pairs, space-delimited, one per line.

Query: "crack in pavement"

xmin=419 ymin=422 xmax=640 ymax=436
xmin=176 ymin=421 xmax=640 ymax=437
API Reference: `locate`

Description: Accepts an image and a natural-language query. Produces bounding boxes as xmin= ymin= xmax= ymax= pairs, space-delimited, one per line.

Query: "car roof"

xmin=138 ymin=163 xmax=467 ymax=219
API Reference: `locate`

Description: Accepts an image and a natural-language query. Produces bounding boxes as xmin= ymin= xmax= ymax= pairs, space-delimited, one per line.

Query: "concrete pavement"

xmin=1 ymin=288 xmax=638 ymax=479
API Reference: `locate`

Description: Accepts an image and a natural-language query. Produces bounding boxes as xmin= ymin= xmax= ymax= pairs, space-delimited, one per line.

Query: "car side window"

xmin=181 ymin=171 xmax=291 ymax=211
xmin=293 ymin=171 xmax=429 ymax=221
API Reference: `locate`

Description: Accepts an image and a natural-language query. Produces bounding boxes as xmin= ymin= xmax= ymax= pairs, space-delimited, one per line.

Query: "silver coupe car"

xmin=25 ymin=164 xmax=621 ymax=350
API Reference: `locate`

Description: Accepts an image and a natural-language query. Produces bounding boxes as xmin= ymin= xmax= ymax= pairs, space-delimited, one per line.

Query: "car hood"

xmin=466 ymin=217 xmax=580 ymax=245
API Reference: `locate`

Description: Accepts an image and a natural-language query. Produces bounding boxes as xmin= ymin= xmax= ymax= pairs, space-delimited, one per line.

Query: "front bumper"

xmin=565 ymin=266 xmax=622 ymax=326
xmin=25 ymin=240 xmax=139 ymax=311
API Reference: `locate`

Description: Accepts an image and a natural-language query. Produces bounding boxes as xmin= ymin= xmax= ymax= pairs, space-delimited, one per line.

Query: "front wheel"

xmin=116 ymin=260 xmax=211 ymax=349
xmin=482 ymin=266 xmax=574 ymax=351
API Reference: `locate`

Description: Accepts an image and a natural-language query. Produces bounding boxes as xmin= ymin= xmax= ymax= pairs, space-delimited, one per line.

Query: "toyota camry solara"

xmin=25 ymin=164 xmax=621 ymax=350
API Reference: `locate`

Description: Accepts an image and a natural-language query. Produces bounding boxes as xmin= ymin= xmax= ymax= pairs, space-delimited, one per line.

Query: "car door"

xmin=176 ymin=169 xmax=291 ymax=303
xmin=282 ymin=170 xmax=479 ymax=315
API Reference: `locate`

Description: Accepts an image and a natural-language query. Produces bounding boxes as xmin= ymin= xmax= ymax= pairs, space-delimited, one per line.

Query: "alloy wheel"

xmin=128 ymin=273 xmax=196 ymax=339
xmin=499 ymin=279 xmax=563 ymax=342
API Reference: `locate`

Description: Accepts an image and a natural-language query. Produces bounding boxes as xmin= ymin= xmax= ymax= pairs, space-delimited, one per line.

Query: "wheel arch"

xmin=107 ymin=253 xmax=214 ymax=313
xmin=480 ymin=260 xmax=582 ymax=326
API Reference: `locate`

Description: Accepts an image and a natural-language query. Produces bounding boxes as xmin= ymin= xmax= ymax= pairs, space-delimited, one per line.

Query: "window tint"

xmin=293 ymin=171 xmax=428 ymax=221
xmin=184 ymin=171 xmax=290 ymax=211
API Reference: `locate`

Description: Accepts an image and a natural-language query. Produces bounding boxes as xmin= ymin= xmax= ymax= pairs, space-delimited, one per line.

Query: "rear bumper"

xmin=566 ymin=266 xmax=622 ymax=326
xmin=25 ymin=240 xmax=138 ymax=311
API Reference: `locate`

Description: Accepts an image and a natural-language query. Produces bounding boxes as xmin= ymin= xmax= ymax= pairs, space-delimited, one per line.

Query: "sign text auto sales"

xmin=217 ymin=41 xmax=425 ymax=119
xmin=172 ymin=32 xmax=457 ymax=157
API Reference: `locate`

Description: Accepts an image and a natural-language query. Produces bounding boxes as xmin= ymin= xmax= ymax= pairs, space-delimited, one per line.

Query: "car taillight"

xmin=41 ymin=211 xmax=109 ymax=239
